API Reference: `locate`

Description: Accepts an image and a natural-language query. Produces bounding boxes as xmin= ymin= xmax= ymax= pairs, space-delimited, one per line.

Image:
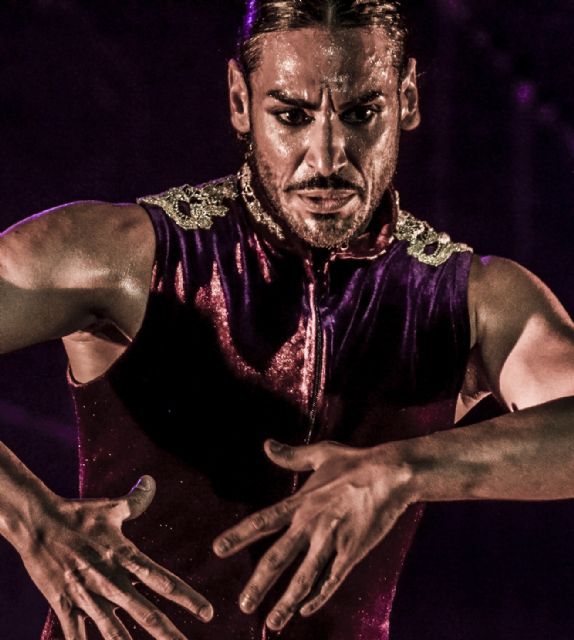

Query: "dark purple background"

xmin=0 ymin=1 xmax=573 ymax=638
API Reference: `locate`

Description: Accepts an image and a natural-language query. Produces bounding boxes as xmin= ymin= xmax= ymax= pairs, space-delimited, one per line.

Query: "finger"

xmin=75 ymin=591 xmax=132 ymax=640
xmin=99 ymin=475 xmax=157 ymax=524
xmin=88 ymin=607 xmax=132 ymax=640
xmin=265 ymin=519 xmax=338 ymax=631
xmin=105 ymin=585 xmax=190 ymax=639
xmin=264 ymin=440 xmax=339 ymax=472
xmin=122 ymin=475 xmax=157 ymax=521
xmin=117 ymin=545 xmax=214 ymax=622
xmin=55 ymin=608 xmax=87 ymax=640
xmin=239 ymin=528 xmax=306 ymax=614
xmin=299 ymin=550 xmax=356 ymax=617
xmin=213 ymin=497 xmax=298 ymax=557
xmin=300 ymin=501 xmax=407 ymax=617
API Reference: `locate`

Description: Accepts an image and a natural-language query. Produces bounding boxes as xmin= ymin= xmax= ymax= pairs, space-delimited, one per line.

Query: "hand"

xmin=213 ymin=439 xmax=415 ymax=632
xmin=19 ymin=476 xmax=213 ymax=640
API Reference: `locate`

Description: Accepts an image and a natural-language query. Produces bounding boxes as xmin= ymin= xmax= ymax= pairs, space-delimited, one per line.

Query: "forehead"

xmin=250 ymin=27 xmax=399 ymax=98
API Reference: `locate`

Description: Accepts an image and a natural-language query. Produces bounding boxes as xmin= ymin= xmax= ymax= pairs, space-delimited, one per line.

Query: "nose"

xmin=304 ymin=112 xmax=348 ymax=177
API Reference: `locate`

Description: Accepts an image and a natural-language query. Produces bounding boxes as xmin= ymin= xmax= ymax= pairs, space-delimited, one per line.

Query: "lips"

xmin=294 ymin=191 xmax=357 ymax=214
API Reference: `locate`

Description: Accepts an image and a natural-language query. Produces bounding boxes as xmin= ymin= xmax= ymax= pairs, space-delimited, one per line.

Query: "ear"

xmin=399 ymin=58 xmax=421 ymax=131
xmin=228 ymin=58 xmax=251 ymax=135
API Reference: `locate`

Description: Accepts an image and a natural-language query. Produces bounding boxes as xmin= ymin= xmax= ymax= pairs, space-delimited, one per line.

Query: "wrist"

xmin=381 ymin=430 xmax=497 ymax=503
xmin=0 ymin=478 xmax=60 ymax=554
xmin=367 ymin=441 xmax=421 ymax=505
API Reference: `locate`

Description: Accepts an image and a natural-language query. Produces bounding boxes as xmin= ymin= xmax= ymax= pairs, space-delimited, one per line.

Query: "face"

xmin=229 ymin=27 xmax=419 ymax=249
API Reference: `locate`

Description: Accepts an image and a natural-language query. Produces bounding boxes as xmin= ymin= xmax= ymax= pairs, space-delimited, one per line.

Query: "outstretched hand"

xmin=213 ymin=439 xmax=415 ymax=632
xmin=20 ymin=476 xmax=213 ymax=640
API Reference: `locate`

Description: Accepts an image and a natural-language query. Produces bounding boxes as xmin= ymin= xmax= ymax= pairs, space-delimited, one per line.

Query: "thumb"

xmin=122 ymin=475 xmax=156 ymax=521
xmin=264 ymin=440 xmax=324 ymax=472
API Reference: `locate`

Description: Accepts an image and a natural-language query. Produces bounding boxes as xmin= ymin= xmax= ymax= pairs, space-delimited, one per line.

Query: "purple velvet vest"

xmin=42 ymin=169 xmax=472 ymax=640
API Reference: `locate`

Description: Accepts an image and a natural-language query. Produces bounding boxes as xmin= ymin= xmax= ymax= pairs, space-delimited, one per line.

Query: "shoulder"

xmin=467 ymin=255 xmax=574 ymax=406
xmin=468 ymin=255 xmax=545 ymax=350
xmin=468 ymin=255 xmax=572 ymax=338
xmin=136 ymin=173 xmax=239 ymax=231
xmin=469 ymin=254 xmax=546 ymax=294
xmin=0 ymin=200 xmax=154 ymax=290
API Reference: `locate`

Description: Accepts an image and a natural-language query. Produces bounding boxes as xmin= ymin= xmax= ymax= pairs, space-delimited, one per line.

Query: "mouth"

xmin=294 ymin=190 xmax=358 ymax=214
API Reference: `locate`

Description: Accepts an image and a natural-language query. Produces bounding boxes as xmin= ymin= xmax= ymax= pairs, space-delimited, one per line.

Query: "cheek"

xmin=347 ymin=126 xmax=396 ymax=172
xmin=346 ymin=107 xmax=400 ymax=158
xmin=255 ymin=115 xmax=305 ymax=164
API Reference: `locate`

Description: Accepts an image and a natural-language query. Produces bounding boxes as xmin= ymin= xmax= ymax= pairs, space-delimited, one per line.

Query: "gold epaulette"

xmin=136 ymin=175 xmax=237 ymax=230
xmin=394 ymin=210 xmax=473 ymax=267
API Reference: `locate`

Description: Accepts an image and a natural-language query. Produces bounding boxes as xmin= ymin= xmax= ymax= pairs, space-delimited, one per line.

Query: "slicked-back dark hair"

xmin=238 ymin=0 xmax=409 ymax=76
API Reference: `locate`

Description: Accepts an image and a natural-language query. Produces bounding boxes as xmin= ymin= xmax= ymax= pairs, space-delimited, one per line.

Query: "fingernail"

xmin=215 ymin=538 xmax=229 ymax=555
xmin=268 ymin=439 xmax=284 ymax=453
xmin=199 ymin=604 xmax=214 ymax=622
xmin=268 ymin=610 xmax=284 ymax=628
xmin=136 ymin=477 xmax=152 ymax=491
xmin=240 ymin=594 xmax=256 ymax=614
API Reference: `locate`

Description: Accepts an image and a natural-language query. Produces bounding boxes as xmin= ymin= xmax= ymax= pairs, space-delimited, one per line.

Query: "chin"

xmin=287 ymin=218 xmax=361 ymax=249
xmin=300 ymin=235 xmax=348 ymax=249
xmin=274 ymin=191 xmax=373 ymax=248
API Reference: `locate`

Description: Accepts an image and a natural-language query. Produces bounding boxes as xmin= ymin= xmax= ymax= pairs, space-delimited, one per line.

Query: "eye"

xmin=341 ymin=105 xmax=380 ymax=125
xmin=274 ymin=109 xmax=313 ymax=127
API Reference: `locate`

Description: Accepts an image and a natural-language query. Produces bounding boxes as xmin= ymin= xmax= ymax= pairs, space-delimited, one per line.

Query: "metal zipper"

xmin=262 ymin=258 xmax=325 ymax=640
xmin=307 ymin=265 xmax=324 ymax=444
xmin=291 ymin=257 xmax=325 ymax=497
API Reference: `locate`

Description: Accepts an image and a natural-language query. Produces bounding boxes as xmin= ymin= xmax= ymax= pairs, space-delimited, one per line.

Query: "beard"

xmin=249 ymin=139 xmax=399 ymax=250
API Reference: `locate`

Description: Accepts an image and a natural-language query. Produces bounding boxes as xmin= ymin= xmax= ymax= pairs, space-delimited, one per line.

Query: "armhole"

xmin=449 ymin=250 xmax=475 ymax=392
xmin=466 ymin=254 xmax=482 ymax=351
xmin=455 ymin=252 xmax=485 ymax=421
xmin=67 ymin=203 xmax=167 ymax=388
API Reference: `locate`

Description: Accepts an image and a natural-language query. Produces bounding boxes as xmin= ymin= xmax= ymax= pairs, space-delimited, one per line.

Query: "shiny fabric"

xmin=41 ymin=178 xmax=472 ymax=640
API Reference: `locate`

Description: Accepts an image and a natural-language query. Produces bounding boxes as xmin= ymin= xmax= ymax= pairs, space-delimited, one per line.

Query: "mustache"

xmin=286 ymin=175 xmax=364 ymax=194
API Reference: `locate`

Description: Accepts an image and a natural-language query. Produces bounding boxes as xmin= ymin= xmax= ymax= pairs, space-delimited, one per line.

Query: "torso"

xmin=44 ymin=179 xmax=476 ymax=640
xmin=62 ymin=213 xmax=488 ymax=420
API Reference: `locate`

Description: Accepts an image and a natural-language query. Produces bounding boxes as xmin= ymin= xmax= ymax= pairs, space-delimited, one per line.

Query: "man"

xmin=0 ymin=1 xmax=572 ymax=639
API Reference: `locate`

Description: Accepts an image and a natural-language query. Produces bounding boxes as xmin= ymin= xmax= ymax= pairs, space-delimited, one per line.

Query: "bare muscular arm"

xmin=400 ymin=255 xmax=574 ymax=501
xmin=0 ymin=201 xmax=152 ymax=353
xmin=0 ymin=202 xmax=214 ymax=639
xmin=214 ymin=255 xmax=574 ymax=632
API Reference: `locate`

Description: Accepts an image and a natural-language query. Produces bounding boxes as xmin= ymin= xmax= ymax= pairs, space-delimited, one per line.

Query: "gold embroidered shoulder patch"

xmin=394 ymin=210 xmax=473 ymax=266
xmin=136 ymin=175 xmax=238 ymax=230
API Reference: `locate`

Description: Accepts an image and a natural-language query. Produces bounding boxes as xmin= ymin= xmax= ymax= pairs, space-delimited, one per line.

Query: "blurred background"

xmin=0 ymin=0 xmax=572 ymax=637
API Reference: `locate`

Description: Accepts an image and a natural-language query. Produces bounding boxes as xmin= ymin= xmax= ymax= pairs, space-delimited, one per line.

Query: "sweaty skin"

xmin=214 ymin=27 xmax=574 ymax=632
xmin=0 ymin=203 xmax=214 ymax=639
xmin=229 ymin=27 xmax=419 ymax=248
xmin=0 ymin=23 xmax=572 ymax=640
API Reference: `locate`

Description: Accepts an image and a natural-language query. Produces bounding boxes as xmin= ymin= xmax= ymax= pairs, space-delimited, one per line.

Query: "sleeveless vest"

xmin=42 ymin=166 xmax=472 ymax=640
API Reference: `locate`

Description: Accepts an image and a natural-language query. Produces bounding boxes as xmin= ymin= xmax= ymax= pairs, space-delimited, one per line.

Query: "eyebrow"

xmin=266 ymin=90 xmax=319 ymax=110
xmin=266 ymin=89 xmax=386 ymax=111
xmin=339 ymin=91 xmax=387 ymax=111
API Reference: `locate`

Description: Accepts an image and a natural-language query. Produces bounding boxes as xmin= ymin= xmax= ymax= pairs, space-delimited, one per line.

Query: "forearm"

xmin=0 ymin=440 xmax=56 ymax=550
xmin=387 ymin=396 xmax=574 ymax=503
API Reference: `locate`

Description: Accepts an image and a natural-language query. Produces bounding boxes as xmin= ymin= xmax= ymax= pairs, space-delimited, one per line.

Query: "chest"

xmin=164 ymin=238 xmax=471 ymax=439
